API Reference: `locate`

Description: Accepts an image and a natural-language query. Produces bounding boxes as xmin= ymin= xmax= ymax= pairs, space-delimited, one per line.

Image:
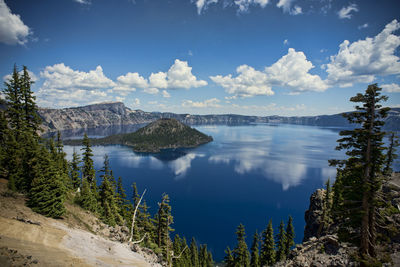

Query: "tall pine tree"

xmin=260 ymin=219 xmax=275 ymax=266
xmin=233 ymin=223 xmax=250 ymax=267
xmin=28 ymin=146 xmax=66 ymax=218
xmin=69 ymin=149 xmax=81 ymax=189
xmin=330 ymin=84 xmax=389 ymax=258
xmin=284 ymin=216 xmax=295 ymax=257
xmin=190 ymin=237 xmax=200 ymax=267
xmin=275 ymin=220 xmax=286 ymax=262
xmin=98 ymin=155 xmax=122 ymax=226
xmin=156 ymin=193 xmax=173 ymax=260
xmin=79 ymin=133 xmax=98 ymax=212
xmin=250 ymin=230 xmax=260 ymax=267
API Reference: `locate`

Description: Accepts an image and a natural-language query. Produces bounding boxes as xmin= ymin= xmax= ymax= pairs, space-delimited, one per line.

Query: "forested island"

xmin=64 ymin=118 xmax=213 ymax=153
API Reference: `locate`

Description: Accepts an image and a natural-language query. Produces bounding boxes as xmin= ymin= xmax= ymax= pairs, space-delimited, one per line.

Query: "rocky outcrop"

xmin=37 ymin=102 xmax=400 ymax=133
xmin=274 ymin=235 xmax=358 ymax=267
xmin=303 ymin=189 xmax=326 ymax=242
xmin=297 ymin=173 xmax=400 ymax=267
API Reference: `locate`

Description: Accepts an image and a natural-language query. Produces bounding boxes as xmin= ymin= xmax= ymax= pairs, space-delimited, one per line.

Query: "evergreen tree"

xmin=207 ymin=251 xmax=213 ymax=267
xmin=233 ymin=223 xmax=250 ymax=267
xmin=224 ymin=246 xmax=235 ymax=267
xmin=156 ymin=193 xmax=173 ymax=259
xmin=79 ymin=177 xmax=98 ymax=212
xmin=139 ymin=199 xmax=155 ymax=247
xmin=116 ymin=176 xmax=131 ymax=221
xmin=81 ymin=133 xmax=96 ymax=188
xmin=28 ymin=146 xmax=66 ymax=218
xmin=0 ymin=111 xmax=8 ymax=180
xmin=199 ymin=244 xmax=213 ymax=267
xmin=99 ymin=155 xmax=122 ymax=226
xmin=284 ymin=216 xmax=295 ymax=257
xmin=190 ymin=237 xmax=200 ymax=267
xmin=260 ymin=220 xmax=275 ymax=266
xmin=275 ymin=220 xmax=286 ymax=262
xmin=54 ymin=131 xmax=70 ymax=189
xmin=250 ymin=230 xmax=260 ymax=267
xmin=130 ymin=182 xmax=142 ymax=239
xmin=320 ymin=179 xmax=332 ymax=235
xmin=383 ymin=132 xmax=398 ymax=176
xmin=69 ymin=149 xmax=81 ymax=189
xmin=132 ymin=182 xmax=140 ymax=210
xmin=20 ymin=65 xmax=41 ymax=135
xmin=55 ymin=131 xmax=68 ymax=173
xmin=2 ymin=65 xmax=24 ymax=190
xmin=3 ymin=65 xmax=23 ymax=138
xmin=330 ymin=84 xmax=389 ymax=258
xmin=181 ymin=237 xmax=191 ymax=267
xmin=173 ymin=235 xmax=184 ymax=267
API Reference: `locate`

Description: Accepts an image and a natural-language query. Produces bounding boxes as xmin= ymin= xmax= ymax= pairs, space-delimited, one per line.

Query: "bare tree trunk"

xmin=128 ymin=189 xmax=146 ymax=243
xmin=131 ymin=233 xmax=148 ymax=244
xmin=361 ymin=93 xmax=376 ymax=257
xmin=169 ymin=246 xmax=188 ymax=267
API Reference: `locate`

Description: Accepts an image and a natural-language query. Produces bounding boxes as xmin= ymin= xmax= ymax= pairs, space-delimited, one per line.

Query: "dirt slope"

xmin=0 ymin=179 xmax=159 ymax=267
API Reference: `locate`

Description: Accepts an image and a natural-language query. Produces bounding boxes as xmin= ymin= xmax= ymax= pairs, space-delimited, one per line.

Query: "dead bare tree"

xmin=128 ymin=189 xmax=147 ymax=243
xmin=169 ymin=246 xmax=188 ymax=267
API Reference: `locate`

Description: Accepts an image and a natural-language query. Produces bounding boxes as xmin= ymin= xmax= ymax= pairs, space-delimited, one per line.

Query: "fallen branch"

xmin=14 ymin=216 xmax=41 ymax=226
xmin=131 ymin=232 xmax=148 ymax=244
xmin=128 ymin=188 xmax=147 ymax=243
xmin=172 ymin=246 xmax=187 ymax=259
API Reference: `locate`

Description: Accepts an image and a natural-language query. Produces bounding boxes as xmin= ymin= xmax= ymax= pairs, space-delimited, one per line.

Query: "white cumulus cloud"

xmin=211 ymin=48 xmax=327 ymax=97
xmin=165 ymin=59 xmax=208 ymax=89
xmin=265 ymin=48 xmax=328 ymax=93
xmin=381 ymin=83 xmax=400 ymax=93
xmin=0 ymin=0 xmax=31 ymax=45
xmin=211 ymin=65 xmax=272 ymax=98
xmin=143 ymin=87 xmax=160 ymax=95
xmin=41 ymin=63 xmax=115 ymax=91
xmin=182 ymin=98 xmax=221 ymax=108
xmin=162 ymin=90 xmax=171 ymax=98
xmin=234 ymin=0 xmax=269 ymax=13
xmin=37 ymin=63 xmax=115 ymax=108
xmin=276 ymin=0 xmax=302 ymax=15
xmin=195 ymin=0 xmax=218 ymax=14
xmin=114 ymin=72 xmax=148 ymax=94
xmin=74 ymin=0 xmax=91 ymax=4
xmin=112 ymin=59 xmax=206 ymax=96
xmin=325 ymin=19 xmax=400 ymax=87
xmin=337 ymin=3 xmax=358 ymax=19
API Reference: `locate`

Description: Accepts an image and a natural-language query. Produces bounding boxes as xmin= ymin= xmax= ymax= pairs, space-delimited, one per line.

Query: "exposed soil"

xmin=0 ymin=179 xmax=158 ymax=267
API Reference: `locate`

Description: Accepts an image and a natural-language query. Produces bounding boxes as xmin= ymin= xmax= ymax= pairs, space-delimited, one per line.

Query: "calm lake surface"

xmin=59 ymin=123 xmax=398 ymax=261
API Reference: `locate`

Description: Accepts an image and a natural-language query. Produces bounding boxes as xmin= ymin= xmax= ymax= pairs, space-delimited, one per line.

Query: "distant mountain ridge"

xmin=37 ymin=102 xmax=400 ymax=132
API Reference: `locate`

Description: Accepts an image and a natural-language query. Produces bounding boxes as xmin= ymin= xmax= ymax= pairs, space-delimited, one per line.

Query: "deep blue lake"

xmin=59 ymin=124 xmax=398 ymax=261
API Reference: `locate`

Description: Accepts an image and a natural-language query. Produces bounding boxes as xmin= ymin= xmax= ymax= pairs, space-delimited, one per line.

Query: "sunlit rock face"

xmin=38 ymin=102 xmax=400 ymax=133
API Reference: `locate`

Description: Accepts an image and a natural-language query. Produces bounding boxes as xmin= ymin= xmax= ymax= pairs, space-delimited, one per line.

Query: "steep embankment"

xmin=0 ymin=179 xmax=161 ymax=267
xmin=37 ymin=102 xmax=400 ymax=132
xmin=274 ymin=173 xmax=400 ymax=267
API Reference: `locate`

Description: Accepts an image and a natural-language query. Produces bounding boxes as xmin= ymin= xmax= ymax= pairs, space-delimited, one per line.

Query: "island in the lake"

xmin=63 ymin=118 xmax=213 ymax=153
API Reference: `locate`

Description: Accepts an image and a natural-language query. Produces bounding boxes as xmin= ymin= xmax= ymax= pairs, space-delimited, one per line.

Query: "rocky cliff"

xmin=37 ymin=102 xmax=400 ymax=133
xmin=277 ymin=174 xmax=400 ymax=267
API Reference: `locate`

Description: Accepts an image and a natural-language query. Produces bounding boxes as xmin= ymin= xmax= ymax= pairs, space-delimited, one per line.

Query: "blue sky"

xmin=1 ymin=0 xmax=399 ymax=116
